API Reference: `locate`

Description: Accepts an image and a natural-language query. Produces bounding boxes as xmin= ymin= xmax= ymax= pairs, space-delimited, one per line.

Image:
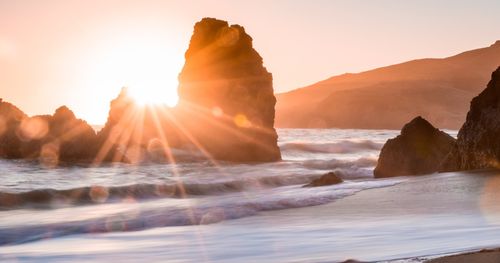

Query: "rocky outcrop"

xmin=0 ymin=99 xmax=97 ymax=164
xmin=46 ymin=106 xmax=97 ymax=162
xmin=1 ymin=18 xmax=282 ymax=165
xmin=374 ymin=116 xmax=456 ymax=178
xmin=177 ymin=17 xmax=281 ymax=162
xmin=303 ymin=172 xmax=343 ymax=187
xmin=95 ymin=88 xmax=183 ymax=163
xmin=0 ymin=99 xmax=28 ymax=158
xmin=95 ymin=88 xmax=136 ymax=163
xmin=441 ymin=67 xmax=500 ymax=171
xmin=95 ymin=18 xmax=282 ymax=164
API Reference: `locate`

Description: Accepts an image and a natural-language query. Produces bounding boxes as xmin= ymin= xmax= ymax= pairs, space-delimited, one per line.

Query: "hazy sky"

xmin=1 ymin=0 xmax=499 ymax=124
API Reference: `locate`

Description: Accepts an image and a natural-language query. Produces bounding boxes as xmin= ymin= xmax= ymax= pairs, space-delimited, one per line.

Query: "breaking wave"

xmin=302 ymin=157 xmax=377 ymax=170
xmin=0 ymin=178 xmax=404 ymax=245
xmin=280 ymin=140 xmax=383 ymax=154
xmin=0 ymin=174 xmax=321 ymax=209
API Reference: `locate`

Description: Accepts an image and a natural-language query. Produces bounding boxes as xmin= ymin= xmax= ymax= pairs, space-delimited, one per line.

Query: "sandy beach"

xmin=2 ymin=169 xmax=500 ymax=262
xmin=425 ymin=248 xmax=500 ymax=263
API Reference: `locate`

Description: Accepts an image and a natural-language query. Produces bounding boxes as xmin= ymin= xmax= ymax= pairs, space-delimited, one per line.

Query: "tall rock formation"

xmin=442 ymin=67 xmax=500 ymax=171
xmin=1 ymin=18 xmax=282 ymax=165
xmin=177 ymin=18 xmax=281 ymax=162
xmin=374 ymin=116 xmax=456 ymax=178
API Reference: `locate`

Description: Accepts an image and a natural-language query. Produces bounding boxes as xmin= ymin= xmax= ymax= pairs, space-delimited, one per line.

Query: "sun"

xmin=82 ymin=32 xmax=184 ymax=121
xmin=106 ymin=40 xmax=182 ymax=107
xmin=126 ymin=82 xmax=179 ymax=106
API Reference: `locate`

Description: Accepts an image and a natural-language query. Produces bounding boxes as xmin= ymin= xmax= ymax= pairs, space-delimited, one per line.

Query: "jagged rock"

xmin=303 ymin=172 xmax=343 ymax=187
xmin=96 ymin=88 xmax=182 ymax=163
xmin=47 ymin=106 xmax=97 ymax=162
xmin=177 ymin=17 xmax=281 ymax=162
xmin=96 ymin=88 xmax=144 ymax=163
xmin=0 ymin=99 xmax=28 ymax=158
xmin=2 ymin=18 xmax=282 ymax=165
xmin=374 ymin=116 xmax=455 ymax=178
xmin=441 ymin=67 xmax=500 ymax=171
xmin=0 ymin=99 xmax=97 ymax=164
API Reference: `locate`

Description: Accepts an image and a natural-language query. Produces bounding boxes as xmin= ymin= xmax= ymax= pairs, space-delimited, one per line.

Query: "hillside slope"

xmin=276 ymin=41 xmax=500 ymax=129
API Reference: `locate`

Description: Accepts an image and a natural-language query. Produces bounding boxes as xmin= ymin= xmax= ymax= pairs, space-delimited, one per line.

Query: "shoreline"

xmin=258 ymin=169 xmax=500 ymax=262
xmin=2 ymin=170 xmax=500 ymax=262
xmin=412 ymin=248 xmax=500 ymax=263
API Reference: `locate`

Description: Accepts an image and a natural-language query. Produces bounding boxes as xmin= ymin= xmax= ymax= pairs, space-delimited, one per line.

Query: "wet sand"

xmin=2 ymin=170 xmax=500 ymax=262
xmin=258 ymin=169 xmax=500 ymax=262
xmin=425 ymin=248 xmax=500 ymax=263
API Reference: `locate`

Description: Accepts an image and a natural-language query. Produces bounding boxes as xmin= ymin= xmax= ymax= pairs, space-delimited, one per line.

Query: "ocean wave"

xmin=280 ymin=140 xmax=383 ymax=154
xmin=0 ymin=157 xmax=383 ymax=209
xmin=302 ymin=157 xmax=377 ymax=170
xmin=299 ymin=157 xmax=378 ymax=179
xmin=0 ymin=174 xmax=321 ymax=209
xmin=0 ymin=178 xmax=404 ymax=245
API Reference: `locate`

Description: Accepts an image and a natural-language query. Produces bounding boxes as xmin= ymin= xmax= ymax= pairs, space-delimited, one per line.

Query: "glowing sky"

xmin=1 ymin=0 xmax=499 ymax=124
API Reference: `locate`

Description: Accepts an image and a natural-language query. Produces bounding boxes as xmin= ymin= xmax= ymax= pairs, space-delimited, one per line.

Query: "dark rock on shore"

xmin=95 ymin=88 xmax=138 ymax=163
xmin=46 ymin=106 xmax=98 ymax=162
xmin=374 ymin=116 xmax=455 ymax=178
xmin=0 ymin=99 xmax=28 ymax=158
xmin=95 ymin=88 xmax=184 ymax=163
xmin=441 ymin=67 xmax=500 ymax=171
xmin=0 ymin=99 xmax=97 ymax=164
xmin=303 ymin=172 xmax=343 ymax=187
xmin=177 ymin=17 xmax=281 ymax=162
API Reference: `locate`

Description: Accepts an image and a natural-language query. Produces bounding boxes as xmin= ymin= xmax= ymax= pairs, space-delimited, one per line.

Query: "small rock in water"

xmin=303 ymin=172 xmax=343 ymax=187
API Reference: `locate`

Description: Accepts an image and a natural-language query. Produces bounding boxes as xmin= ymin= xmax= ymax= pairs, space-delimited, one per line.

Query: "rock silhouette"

xmin=441 ymin=67 xmax=500 ymax=171
xmin=0 ymin=99 xmax=28 ymax=158
xmin=176 ymin=17 xmax=281 ymax=162
xmin=47 ymin=106 xmax=97 ymax=162
xmin=95 ymin=88 xmax=183 ymax=163
xmin=1 ymin=17 xmax=283 ymax=165
xmin=303 ymin=172 xmax=343 ymax=187
xmin=96 ymin=88 xmax=137 ymax=162
xmin=94 ymin=18 xmax=281 ymax=164
xmin=374 ymin=116 xmax=455 ymax=178
xmin=0 ymin=100 xmax=97 ymax=164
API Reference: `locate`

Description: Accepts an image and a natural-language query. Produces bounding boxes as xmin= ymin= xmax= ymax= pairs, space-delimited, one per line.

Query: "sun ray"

xmin=93 ymin=103 xmax=141 ymax=166
xmin=178 ymin=100 xmax=280 ymax=154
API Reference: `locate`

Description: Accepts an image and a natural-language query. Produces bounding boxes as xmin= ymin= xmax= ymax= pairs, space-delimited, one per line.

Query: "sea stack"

xmin=177 ymin=18 xmax=281 ymax=162
xmin=374 ymin=116 xmax=455 ymax=178
xmin=441 ymin=67 xmax=500 ymax=171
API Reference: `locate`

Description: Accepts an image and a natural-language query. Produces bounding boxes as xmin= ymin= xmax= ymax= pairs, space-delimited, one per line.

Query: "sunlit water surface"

xmin=4 ymin=129 xmax=500 ymax=262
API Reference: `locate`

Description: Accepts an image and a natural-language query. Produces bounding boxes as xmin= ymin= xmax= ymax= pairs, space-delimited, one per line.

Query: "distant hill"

xmin=275 ymin=41 xmax=500 ymax=129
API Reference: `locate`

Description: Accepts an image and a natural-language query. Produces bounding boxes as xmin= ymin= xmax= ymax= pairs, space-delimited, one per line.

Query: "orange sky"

xmin=1 ymin=0 xmax=499 ymax=124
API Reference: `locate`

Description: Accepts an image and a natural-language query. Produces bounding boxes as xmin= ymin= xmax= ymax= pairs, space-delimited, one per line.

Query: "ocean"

xmin=4 ymin=128 xmax=500 ymax=262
